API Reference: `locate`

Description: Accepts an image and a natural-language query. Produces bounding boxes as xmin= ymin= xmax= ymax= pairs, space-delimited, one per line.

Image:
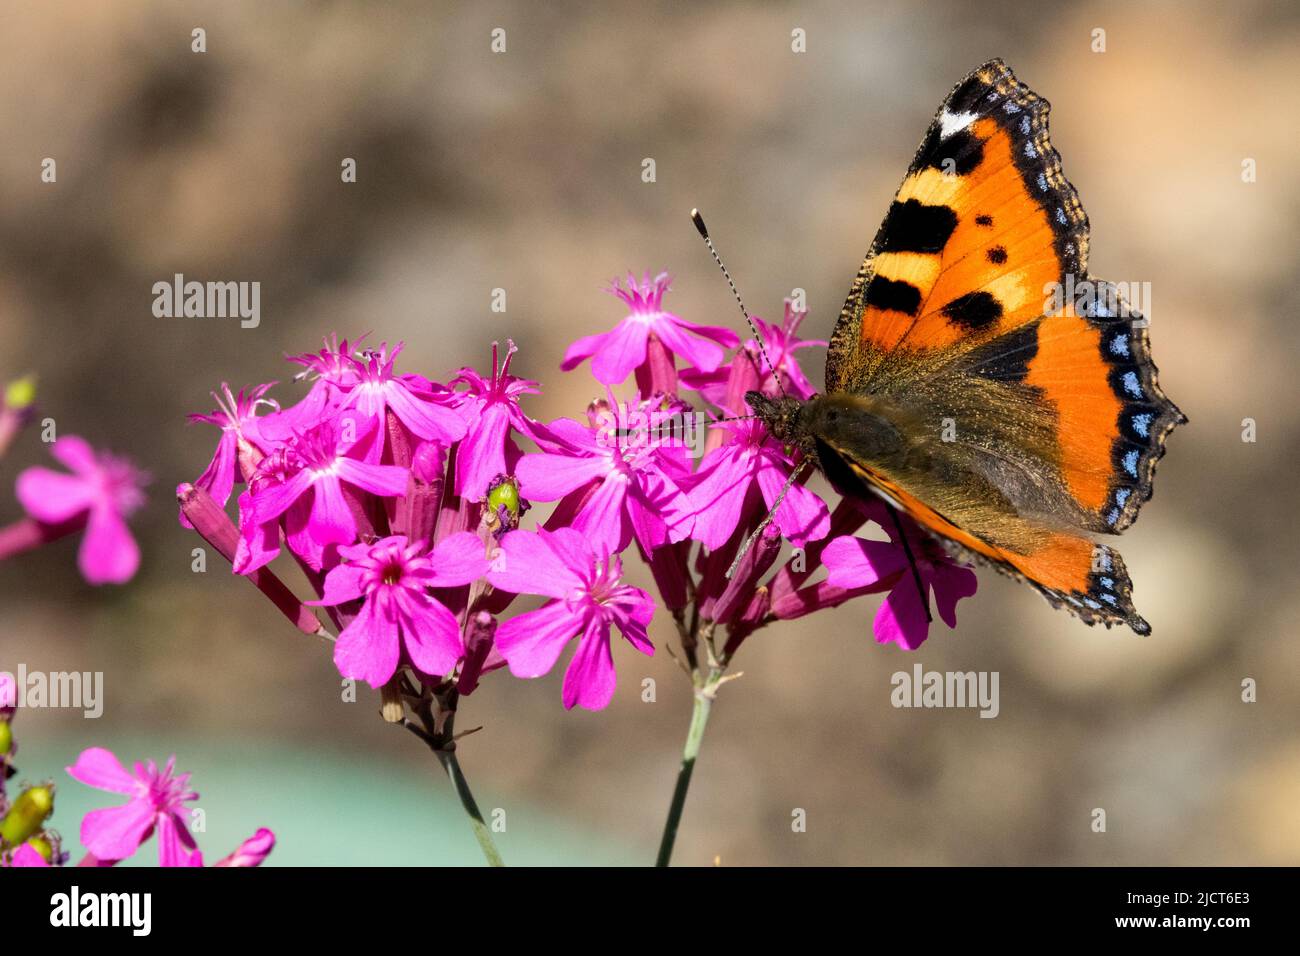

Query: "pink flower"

xmin=15 ymin=436 xmax=147 ymax=584
xmin=67 ymin=748 xmax=200 ymax=866
xmin=562 ymin=272 xmax=738 ymax=385
xmin=516 ymin=397 xmax=695 ymax=554
xmin=451 ymin=341 xmax=539 ymax=501
xmin=487 ymin=528 xmax=654 ymax=711
xmin=6 ymin=843 xmax=50 ymax=866
xmin=250 ymin=415 xmax=408 ymax=552
xmin=312 ymin=533 xmax=489 ymax=688
xmin=685 ymin=418 xmax=829 ymax=550
xmin=681 ymin=300 xmax=823 ymax=404
xmin=822 ymin=525 xmax=978 ymax=650
xmin=185 ymin=382 xmax=277 ymax=515
xmin=211 ymin=827 xmax=276 ymax=867
xmin=339 ymin=343 xmax=466 ymax=461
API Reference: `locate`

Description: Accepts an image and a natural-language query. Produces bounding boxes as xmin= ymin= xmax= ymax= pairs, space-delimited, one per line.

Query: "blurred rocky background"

xmin=1 ymin=0 xmax=1297 ymax=864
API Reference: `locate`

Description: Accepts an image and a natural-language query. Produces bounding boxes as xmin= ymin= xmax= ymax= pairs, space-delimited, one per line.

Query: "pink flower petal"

xmin=15 ymin=467 xmax=94 ymax=523
xmin=456 ymin=402 xmax=511 ymax=500
xmin=79 ymin=504 xmax=140 ymax=584
xmin=311 ymin=563 xmax=367 ymax=606
xmin=79 ymin=800 xmax=156 ymax=862
xmin=50 ymin=435 xmax=98 ymax=475
xmin=308 ymin=476 xmax=357 ymax=546
xmin=560 ymin=331 xmax=608 ymax=371
xmin=494 ymin=600 xmax=582 ymax=678
xmin=589 ymin=319 xmax=648 ymax=385
xmin=386 ymin=383 xmax=467 ymax=445
xmin=9 ymin=843 xmax=50 ymax=866
xmin=399 ymin=594 xmax=464 ymax=679
xmin=335 ymin=458 xmax=409 ymax=498
xmin=561 ymin=620 xmax=617 ymax=711
xmin=515 ymin=451 xmax=609 ymax=501
xmin=426 ymin=531 xmax=489 ymax=587
xmin=874 ymin=581 xmax=931 ymax=650
xmin=67 ymin=747 xmax=141 ymax=794
xmin=487 ymin=530 xmax=582 ymax=599
xmin=334 ymin=593 xmax=401 ymax=688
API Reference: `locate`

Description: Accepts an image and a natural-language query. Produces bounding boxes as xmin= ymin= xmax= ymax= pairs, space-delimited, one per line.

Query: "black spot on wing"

xmin=986 ymin=245 xmax=1008 ymax=264
xmin=941 ymin=291 xmax=1003 ymax=331
xmin=864 ymin=277 xmax=922 ymax=316
xmin=879 ymin=199 xmax=959 ymax=254
xmin=975 ymin=214 xmax=994 ymax=227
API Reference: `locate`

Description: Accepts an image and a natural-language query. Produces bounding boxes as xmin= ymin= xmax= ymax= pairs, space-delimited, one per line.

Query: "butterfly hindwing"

xmin=814 ymin=59 xmax=1184 ymax=633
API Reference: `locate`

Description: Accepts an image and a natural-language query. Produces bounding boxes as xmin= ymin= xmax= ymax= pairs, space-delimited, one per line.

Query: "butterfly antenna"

xmin=886 ymin=505 xmax=933 ymax=624
xmin=691 ymin=209 xmax=787 ymax=399
xmin=726 ymin=460 xmax=809 ymax=579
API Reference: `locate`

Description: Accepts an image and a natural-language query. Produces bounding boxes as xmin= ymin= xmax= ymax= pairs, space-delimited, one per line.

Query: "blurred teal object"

xmin=15 ymin=733 xmax=642 ymax=866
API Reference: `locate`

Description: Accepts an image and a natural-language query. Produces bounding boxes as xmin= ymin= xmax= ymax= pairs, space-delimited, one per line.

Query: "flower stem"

xmin=434 ymin=747 xmax=504 ymax=867
xmin=655 ymin=670 xmax=719 ymax=867
xmin=403 ymin=696 xmax=505 ymax=867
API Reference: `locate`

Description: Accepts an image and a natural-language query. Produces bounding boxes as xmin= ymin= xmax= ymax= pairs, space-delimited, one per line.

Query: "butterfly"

xmin=747 ymin=59 xmax=1185 ymax=634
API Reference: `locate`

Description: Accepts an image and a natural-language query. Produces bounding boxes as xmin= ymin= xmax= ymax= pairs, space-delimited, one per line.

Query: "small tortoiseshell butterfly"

xmin=748 ymin=59 xmax=1185 ymax=634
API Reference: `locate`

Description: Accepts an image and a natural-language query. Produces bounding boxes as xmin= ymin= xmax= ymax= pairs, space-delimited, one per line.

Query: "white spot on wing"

xmin=939 ymin=109 xmax=978 ymax=139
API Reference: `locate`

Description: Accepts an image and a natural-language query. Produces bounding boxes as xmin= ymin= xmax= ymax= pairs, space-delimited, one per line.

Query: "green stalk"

xmin=655 ymin=672 xmax=719 ymax=867
xmin=435 ymin=747 xmax=504 ymax=867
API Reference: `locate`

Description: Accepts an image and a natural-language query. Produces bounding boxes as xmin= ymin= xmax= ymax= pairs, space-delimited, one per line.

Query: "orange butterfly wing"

xmin=821 ymin=60 xmax=1185 ymax=633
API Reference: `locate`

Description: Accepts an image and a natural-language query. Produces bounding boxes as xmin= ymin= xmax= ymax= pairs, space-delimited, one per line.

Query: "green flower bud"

xmin=25 ymin=835 xmax=53 ymax=862
xmin=487 ymin=477 xmax=520 ymax=518
xmin=3 ymin=375 xmax=36 ymax=411
xmin=0 ymin=784 xmax=54 ymax=846
xmin=0 ymin=721 xmax=11 ymax=756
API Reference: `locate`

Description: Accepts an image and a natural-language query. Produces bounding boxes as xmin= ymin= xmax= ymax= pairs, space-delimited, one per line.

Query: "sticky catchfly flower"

xmin=67 ymin=748 xmax=200 ymax=866
xmin=822 ymin=525 xmax=978 ymax=650
xmin=562 ymin=272 xmax=738 ymax=385
xmin=451 ymin=341 xmax=540 ymax=501
xmin=15 ymin=436 xmax=147 ymax=584
xmin=487 ymin=527 xmax=654 ymax=711
xmin=313 ymin=532 xmax=489 ymax=688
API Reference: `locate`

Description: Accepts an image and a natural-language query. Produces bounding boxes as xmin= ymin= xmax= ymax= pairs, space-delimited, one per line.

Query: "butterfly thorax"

xmin=745 ymin=390 xmax=906 ymax=470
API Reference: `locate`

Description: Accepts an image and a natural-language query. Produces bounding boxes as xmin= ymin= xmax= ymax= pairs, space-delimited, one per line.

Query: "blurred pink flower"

xmin=488 ymin=528 xmax=654 ymax=710
xmin=313 ymin=533 xmax=489 ymax=688
xmin=5 ymin=843 xmax=50 ymax=867
xmin=562 ymin=272 xmax=738 ymax=385
xmin=212 ymin=827 xmax=276 ymax=867
xmin=67 ymin=748 xmax=200 ymax=867
xmin=15 ymin=436 xmax=146 ymax=584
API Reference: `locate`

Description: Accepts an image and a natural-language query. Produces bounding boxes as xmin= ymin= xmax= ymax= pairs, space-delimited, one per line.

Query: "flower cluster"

xmin=0 ymin=674 xmax=271 ymax=868
xmin=180 ymin=273 xmax=978 ymax=714
xmin=0 ymin=375 xmax=147 ymax=585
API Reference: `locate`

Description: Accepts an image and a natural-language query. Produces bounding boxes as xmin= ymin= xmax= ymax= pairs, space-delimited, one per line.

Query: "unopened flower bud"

xmin=0 ymin=721 xmax=12 ymax=756
xmin=24 ymin=834 xmax=54 ymax=862
xmin=0 ymin=783 xmax=54 ymax=846
xmin=486 ymin=476 xmax=520 ymax=518
xmin=3 ymin=375 xmax=36 ymax=411
xmin=379 ymin=676 xmax=405 ymax=723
